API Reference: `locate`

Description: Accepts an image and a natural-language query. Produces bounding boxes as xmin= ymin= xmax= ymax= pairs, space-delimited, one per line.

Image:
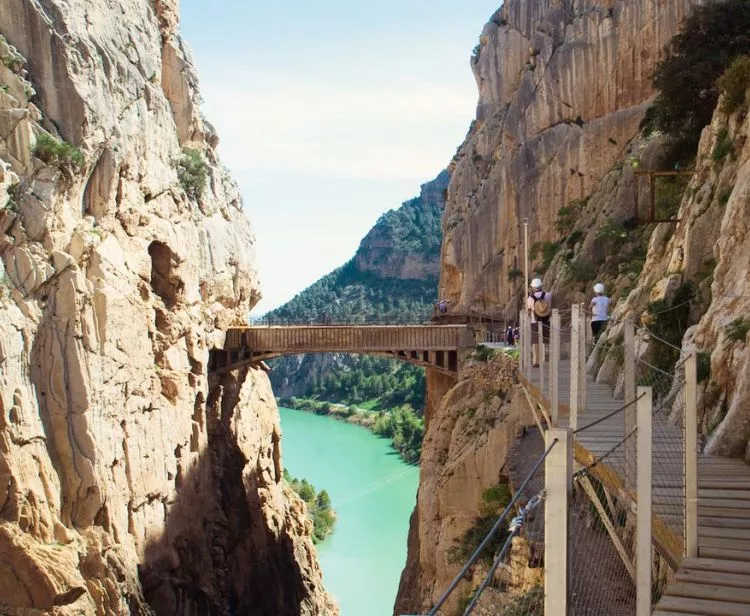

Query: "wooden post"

xmin=625 ymin=319 xmax=636 ymax=491
xmin=685 ymin=352 xmax=698 ymax=559
xmin=579 ymin=304 xmax=588 ymax=413
xmin=551 ymin=309 xmax=560 ymax=425
xmin=525 ymin=312 xmax=532 ymax=374
xmin=637 ymin=386 xmax=652 ymax=616
xmin=538 ymin=320 xmax=545 ymax=395
xmin=519 ymin=309 xmax=525 ymax=372
xmin=545 ymin=428 xmax=571 ymax=616
xmin=570 ymin=304 xmax=580 ymax=432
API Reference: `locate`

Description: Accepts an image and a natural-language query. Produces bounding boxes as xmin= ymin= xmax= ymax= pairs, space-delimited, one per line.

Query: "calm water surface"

xmin=279 ymin=406 xmax=419 ymax=616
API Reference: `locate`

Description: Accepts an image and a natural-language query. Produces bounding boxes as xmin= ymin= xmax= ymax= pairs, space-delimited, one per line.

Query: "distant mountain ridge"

xmin=267 ymin=170 xmax=450 ymax=399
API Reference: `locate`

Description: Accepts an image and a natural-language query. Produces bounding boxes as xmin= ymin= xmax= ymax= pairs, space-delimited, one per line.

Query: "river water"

xmin=278 ymin=406 xmax=419 ymax=616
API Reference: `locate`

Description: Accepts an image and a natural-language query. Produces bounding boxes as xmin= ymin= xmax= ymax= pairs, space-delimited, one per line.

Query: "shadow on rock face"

xmin=139 ymin=365 xmax=310 ymax=616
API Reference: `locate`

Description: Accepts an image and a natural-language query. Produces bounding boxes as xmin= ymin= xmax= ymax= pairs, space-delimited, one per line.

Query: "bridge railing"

xmin=516 ymin=304 xmax=698 ymax=616
xmin=248 ymin=312 xmax=511 ymax=328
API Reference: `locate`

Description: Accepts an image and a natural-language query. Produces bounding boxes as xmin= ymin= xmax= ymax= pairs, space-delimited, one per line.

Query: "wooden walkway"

xmin=211 ymin=324 xmax=476 ymax=376
xmin=521 ymin=360 xmax=750 ymax=616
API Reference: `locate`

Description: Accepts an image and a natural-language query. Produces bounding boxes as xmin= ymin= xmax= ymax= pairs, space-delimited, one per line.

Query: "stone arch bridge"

xmin=209 ymin=324 xmax=480 ymax=376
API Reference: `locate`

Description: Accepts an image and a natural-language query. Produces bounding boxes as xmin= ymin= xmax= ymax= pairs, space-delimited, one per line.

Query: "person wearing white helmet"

xmin=590 ymin=282 xmax=610 ymax=341
xmin=526 ymin=277 xmax=552 ymax=367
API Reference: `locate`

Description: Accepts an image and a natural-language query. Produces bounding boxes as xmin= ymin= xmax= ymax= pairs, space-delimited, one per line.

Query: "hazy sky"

xmin=180 ymin=1 xmax=500 ymax=314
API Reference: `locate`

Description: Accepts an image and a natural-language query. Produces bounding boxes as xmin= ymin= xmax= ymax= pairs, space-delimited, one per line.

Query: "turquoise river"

xmin=278 ymin=406 xmax=419 ymax=616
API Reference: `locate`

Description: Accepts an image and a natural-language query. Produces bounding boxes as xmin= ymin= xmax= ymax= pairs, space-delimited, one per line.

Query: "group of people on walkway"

xmin=526 ymin=278 xmax=610 ymax=367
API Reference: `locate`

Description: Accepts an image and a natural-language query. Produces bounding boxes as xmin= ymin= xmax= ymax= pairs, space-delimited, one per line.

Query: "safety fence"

xmin=513 ymin=303 xmax=698 ymax=616
xmin=397 ymin=302 xmax=698 ymax=615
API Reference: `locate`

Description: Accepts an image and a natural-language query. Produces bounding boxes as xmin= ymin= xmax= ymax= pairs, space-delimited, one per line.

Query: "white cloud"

xmin=200 ymin=66 xmax=475 ymax=180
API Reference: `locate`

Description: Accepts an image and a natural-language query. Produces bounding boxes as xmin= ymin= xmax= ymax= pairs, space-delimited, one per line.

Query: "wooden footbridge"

xmin=518 ymin=306 xmax=750 ymax=616
xmin=209 ymin=324 xmax=478 ymax=376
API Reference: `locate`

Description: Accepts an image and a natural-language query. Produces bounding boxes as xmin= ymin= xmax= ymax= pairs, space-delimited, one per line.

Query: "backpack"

xmin=532 ymin=292 xmax=551 ymax=319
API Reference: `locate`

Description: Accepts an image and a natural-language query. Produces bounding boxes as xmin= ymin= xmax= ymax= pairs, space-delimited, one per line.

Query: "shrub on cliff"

xmin=284 ymin=470 xmax=336 ymax=543
xmin=32 ymin=133 xmax=84 ymax=170
xmin=651 ymin=0 xmax=750 ymax=160
xmin=177 ymin=148 xmax=207 ymax=199
xmin=717 ymin=55 xmax=750 ymax=113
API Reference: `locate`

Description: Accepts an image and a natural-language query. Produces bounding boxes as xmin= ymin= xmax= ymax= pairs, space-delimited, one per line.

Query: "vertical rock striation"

xmin=0 ymin=1 xmax=334 ymax=614
xmin=440 ymin=0 xmax=697 ymax=316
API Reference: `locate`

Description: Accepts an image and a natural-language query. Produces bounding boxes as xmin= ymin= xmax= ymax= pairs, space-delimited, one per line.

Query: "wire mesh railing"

xmin=405 ymin=440 xmax=557 ymax=616
xmin=515 ymin=301 xmax=700 ymax=615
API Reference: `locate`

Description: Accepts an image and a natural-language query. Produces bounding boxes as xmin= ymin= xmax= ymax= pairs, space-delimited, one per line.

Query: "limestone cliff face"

xmin=0 ymin=1 xmax=334 ymax=614
xmin=607 ymin=92 xmax=750 ymax=459
xmin=440 ymin=0 xmax=697 ymax=316
xmin=395 ymin=356 xmax=525 ymax=615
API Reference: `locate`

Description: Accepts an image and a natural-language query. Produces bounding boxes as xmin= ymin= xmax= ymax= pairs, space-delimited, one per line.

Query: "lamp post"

xmin=523 ymin=217 xmax=530 ymax=291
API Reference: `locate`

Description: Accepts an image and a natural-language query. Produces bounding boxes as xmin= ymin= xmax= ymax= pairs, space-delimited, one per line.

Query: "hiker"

xmin=526 ymin=278 xmax=552 ymax=367
xmin=506 ymin=325 xmax=515 ymax=346
xmin=590 ymin=282 xmax=610 ymax=341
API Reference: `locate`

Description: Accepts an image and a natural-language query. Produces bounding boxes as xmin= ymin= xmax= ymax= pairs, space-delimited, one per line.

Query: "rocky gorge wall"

xmin=0 ymin=1 xmax=334 ymax=614
xmin=440 ymin=0 xmax=698 ymax=316
xmin=395 ymin=355 xmax=527 ymax=615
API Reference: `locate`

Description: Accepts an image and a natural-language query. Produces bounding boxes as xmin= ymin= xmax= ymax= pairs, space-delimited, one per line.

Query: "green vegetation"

xmin=556 ymin=199 xmax=586 ymax=235
xmin=566 ymin=229 xmax=585 ymax=248
xmin=177 ymin=148 xmax=208 ymax=199
xmin=448 ymin=482 xmax=512 ymax=564
xmin=565 ymin=258 xmax=596 ymax=283
xmin=651 ymin=0 xmax=750 ymax=162
xmin=697 ymin=351 xmax=712 ymax=383
xmin=643 ymin=282 xmax=694 ymax=393
xmin=726 ymin=317 xmax=750 ymax=343
xmin=268 ymin=260 xmax=435 ymax=324
xmin=309 ymin=355 xmax=425 ymax=408
xmin=473 ymin=345 xmax=499 ymax=362
xmin=711 ymin=130 xmax=735 ymax=161
xmin=655 ymin=175 xmax=691 ymax=219
xmin=717 ymin=55 xmax=750 ymax=113
xmin=508 ymin=266 xmax=523 ymax=281
xmin=283 ymin=469 xmax=335 ymax=543
xmin=269 ymin=173 xmax=448 ymax=463
xmin=32 ymin=133 xmax=84 ymax=170
xmin=595 ymin=217 xmax=629 ymax=244
xmin=373 ymin=406 xmax=424 ymax=463
xmin=502 ymin=585 xmax=544 ymax=615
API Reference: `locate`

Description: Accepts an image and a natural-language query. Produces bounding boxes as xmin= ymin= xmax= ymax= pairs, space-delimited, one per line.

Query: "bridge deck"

xmin=213 ymin=324 xmax=476 ymax=376
xmin=521 ymin=361 xmax=750 ymax=615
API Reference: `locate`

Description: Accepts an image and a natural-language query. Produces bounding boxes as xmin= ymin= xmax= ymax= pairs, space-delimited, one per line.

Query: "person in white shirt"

xmin=590 ymin=282 xmax=610 ymax=341
xmin=526 ymin=278 xmax=552 ymax=367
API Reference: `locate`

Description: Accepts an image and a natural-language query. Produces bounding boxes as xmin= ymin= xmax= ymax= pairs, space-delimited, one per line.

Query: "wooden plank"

xmin=699 ymin=507 xmax=750 ymax=519
xmin=699 ymin=516 xmax=750 ymax=529
xmin=698 ymin=536 xmax=750 ymax=551
xmin=676 ymin=568 xmax=750 ymax=588
xmin=664 ymin=581 xmax=750 ymax=604
xmin=682 ymin=557 xmax=750 ymax=575
xmin=699 ymin=546 xmax=750 ymax=562
xmin=699 ymin=489 xmax=750 ymax=500
xmin=699 ymin=526 xmax=750 ymax=540
xmin=699 ymin=498 xmax=750 ymax=510
xmin=656 ymin=596 xmax=750 ymax=616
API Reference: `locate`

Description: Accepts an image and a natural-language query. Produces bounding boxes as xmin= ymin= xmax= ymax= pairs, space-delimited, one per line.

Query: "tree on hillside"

xmin=652 ymin=0 xmax=750 ymax=161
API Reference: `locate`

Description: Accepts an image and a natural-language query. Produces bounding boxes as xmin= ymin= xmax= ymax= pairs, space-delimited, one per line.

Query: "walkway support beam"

xmin=625 ymin=319 xmax=636 ymax=491
xmin=519 ymin=309 xmax=526 ymax=372
xmin=570 ymin=304 xmax=580 ymax=431
xmin=637 ymin=386 xmax=653 ymax=616
xmin=550 ymin=309 xmax=560 ymax=424
xmin=538 ymin=320 xmax=545 ymax=395
xmin=579 ymin=304 xmax=587 ymax=413
xmin=685 ymin=352 xmax=698 ymax=559
xmin=545 ymin=428 xmax=571 ymax=616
